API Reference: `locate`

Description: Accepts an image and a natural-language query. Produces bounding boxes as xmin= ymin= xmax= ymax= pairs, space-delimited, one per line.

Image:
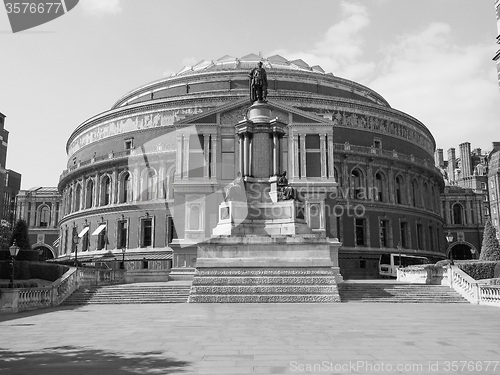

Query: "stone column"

xmin=176 ymin=134 xmax=183 ymax=179
xmin=183 ymin=134 xmax=189 ymax=180
xmin=243 ymin=134 xmax=249 ymax=176
xmin=292 ymin=134 xmax=299 ymax=178
xmin=249 ymin=135 xmax=253 ymax=176
xmin=159 ymin=163 xmax=166 ymax=199
xmin=239 ymin=134 xmax=244 ymax=176
xmin=320 ymin=134 xmax=327 ymax=178
xmin=203 ymin=134 xmax=210 ymax=178
xmin=327 ymin=135 xmax=334 ymax=179
xmin=133 ymin=166 xmax=141 ymax=201
xmin=211 ymin=135 xmax=217 ymax=179
xmin=112 ymin=169 xmax=118 ymax=204
xmin=93 ymin=173 xmax=99 ymax=207
xmin=273 ymin=133 xmax=279 ymax=176
xmin=50 ymin=200 xmax=57 ymax=227
xmin=465 ymin=199 xmax=472 ymax=225
xmin=300 ymin=134 xmax=306 ymax=178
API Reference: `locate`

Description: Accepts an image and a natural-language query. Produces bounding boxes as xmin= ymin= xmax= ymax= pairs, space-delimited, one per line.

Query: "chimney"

xmin=447 ymin=148 xmax=456 ymax=181
xmin=459 ymin=142 xmax=472 ymax=178
xmin=434 ymin=149 xmax=444 ymax=168
xmin=493 ymin=142 xmax=500 ymax=152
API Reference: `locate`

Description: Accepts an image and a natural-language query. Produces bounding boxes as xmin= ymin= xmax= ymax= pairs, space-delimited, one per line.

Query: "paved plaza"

xmin=0 ymin=303 xmax=499 ymax=375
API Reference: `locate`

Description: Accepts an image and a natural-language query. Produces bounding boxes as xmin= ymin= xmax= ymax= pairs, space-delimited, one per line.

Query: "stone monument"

xmin=188 ymin=68 xmax=342 ymax=302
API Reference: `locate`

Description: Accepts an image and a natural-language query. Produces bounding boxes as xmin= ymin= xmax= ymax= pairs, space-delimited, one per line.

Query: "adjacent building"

xmin=15 ymin=187 xmax=62 ymax=261
xmin=0 ymin=112 xmax=21 ymax=226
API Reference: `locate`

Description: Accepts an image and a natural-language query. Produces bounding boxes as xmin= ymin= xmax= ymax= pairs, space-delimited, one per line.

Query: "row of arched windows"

xmin=336 ymin=165 xmax=440 ymax=213
xmin=64 ymin=167 xmax=174 ymax=215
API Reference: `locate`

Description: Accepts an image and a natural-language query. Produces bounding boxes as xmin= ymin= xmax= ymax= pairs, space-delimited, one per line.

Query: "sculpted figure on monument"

xmin=224 ymin=172 xmax=246 ymax=202
xmin=249 ymin=61 xmax=268 ymax=102
xmin=277 ymin=171 xmax=296 ymax=201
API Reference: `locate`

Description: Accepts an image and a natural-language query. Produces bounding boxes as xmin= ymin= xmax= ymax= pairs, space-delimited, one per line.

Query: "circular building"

xmin=57 ymin=53 xmax=445 ymax=280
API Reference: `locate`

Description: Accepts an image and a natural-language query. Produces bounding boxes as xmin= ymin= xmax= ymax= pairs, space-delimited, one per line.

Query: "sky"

xmin=0 ymin=0 xmax=499 ymax=189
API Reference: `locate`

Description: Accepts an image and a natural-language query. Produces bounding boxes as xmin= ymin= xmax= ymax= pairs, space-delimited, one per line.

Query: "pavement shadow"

xmin=0 ymin=346 xmax=189 ymax=374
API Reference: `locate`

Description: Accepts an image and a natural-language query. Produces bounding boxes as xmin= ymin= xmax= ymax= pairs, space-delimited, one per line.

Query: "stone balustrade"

xmin=398 ymin=265 xmax=500 ymax=307
xmin=0 ymin=267 xmax=125 ymax=314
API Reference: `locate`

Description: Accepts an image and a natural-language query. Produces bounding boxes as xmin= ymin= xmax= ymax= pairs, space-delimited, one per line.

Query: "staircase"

xmin=188 ymin=268 xmax=341 ymax=303
xmin=338 ymin=281 xmax=468 ymax=303
xmin=62 ymin=282 xmax=191 ymax=305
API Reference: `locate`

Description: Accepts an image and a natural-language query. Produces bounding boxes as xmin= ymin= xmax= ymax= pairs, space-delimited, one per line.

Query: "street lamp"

xmin=73 ymin=235 xmax=80 ymax=267
xmin=446 ymin=230 xmax=454 ymax=265
xmin=397 ymin=241 xmax=402 ymax=267
xmin=8 ymin=240 xmax=20 ymax=288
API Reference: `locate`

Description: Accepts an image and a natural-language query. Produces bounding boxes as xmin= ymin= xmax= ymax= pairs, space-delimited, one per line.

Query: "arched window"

xmin=395 ymin=175 xmax=404 ymax=205
xmin=120 ymin=172 xmax=132 ymax=203
xmin=146 ymin=169 xmax=157 ymax=200
xmin=39 ymin=206 xmax=50 ymax=227
xmin=75 ymin=184 xmax=82 ymax=211
xmin=351 ymin=169 xmax=364 ymax=199
xmin=85 ymin=179 xmax=94 ymax=209
xmin=100 ymin=176 xmax=111 ymax=206
xmin=375 ymin=172 xmax=385 ymax=202
xmin=453 ymin=204 xmax=464 ymax=225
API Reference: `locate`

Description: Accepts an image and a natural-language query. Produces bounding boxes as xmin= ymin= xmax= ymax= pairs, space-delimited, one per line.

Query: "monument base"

xmin=188 ymin=235 xmax=342 ymax=303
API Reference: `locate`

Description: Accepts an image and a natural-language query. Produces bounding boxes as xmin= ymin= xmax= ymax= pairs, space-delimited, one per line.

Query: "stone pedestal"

xmin=188 ymin=101 xmax=343 ymax=303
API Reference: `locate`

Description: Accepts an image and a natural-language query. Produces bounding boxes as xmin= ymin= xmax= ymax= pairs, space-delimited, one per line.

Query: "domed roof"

xmin=172 ymin=53 xmax=330 ymax=77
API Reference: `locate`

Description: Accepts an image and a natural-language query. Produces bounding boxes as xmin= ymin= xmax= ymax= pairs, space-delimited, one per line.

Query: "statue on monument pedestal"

xmin=224 ymin=172 xmax=246 ymax=202
xmin=277 ymin=171 xmax=297 ymax=201
xmin=249 ymin=61 xmax=268 ymax=102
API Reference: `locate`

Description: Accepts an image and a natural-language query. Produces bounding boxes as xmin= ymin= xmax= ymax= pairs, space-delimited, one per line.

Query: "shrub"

xmin=480 ymin=219 xmax=500 ymax=261
xmin=457 ymin=261 xmax=499 ymax=280
xmin=0 ymin=261 xmax=69 ymax=282
xmin=0 ymin=280 xmax=38 ymax=288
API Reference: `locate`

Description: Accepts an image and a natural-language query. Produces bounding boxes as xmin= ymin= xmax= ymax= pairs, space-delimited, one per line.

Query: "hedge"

xmin=0 ymin=250 xmax=40 ymax=261
xmin=457 ymin=261 xmax=500 ymax=280
xmin=0 ymin=261 xmax=69 ymax=282
xmin=0 ymin=280 xmax=38 ymax=288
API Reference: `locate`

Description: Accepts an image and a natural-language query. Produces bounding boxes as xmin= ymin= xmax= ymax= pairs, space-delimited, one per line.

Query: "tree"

xmin=479 ymin=218 xmax=500 ymax=261
xmin=0 ymin=220 xmax=12 ymax=251
xmin=10 ymin=219 xmax=31 ymax=250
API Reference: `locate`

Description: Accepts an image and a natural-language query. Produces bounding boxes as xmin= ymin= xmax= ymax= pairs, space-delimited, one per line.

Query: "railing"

xmin=0 ymin=267 xmax=125 ymax=314
xmin=398 ymin=265 xmax=500 ymax=307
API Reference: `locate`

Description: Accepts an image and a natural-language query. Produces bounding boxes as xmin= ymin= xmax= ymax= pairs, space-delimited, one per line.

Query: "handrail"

xmin=0 ymin=267 xmax=125 ymax=314
xmin=449 ymin=266 xmax=480 ymax=304
xmin=398 ymin=265 xmax=500 ymax=307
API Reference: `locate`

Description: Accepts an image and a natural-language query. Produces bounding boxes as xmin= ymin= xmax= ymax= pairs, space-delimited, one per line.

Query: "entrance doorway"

xmin=449 ymin=243 xmax=476 ymax=260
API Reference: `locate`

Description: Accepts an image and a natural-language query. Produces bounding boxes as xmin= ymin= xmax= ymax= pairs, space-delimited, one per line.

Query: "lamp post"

xmin=446 ymin=230 xmax=454 ymax=265
xmin=397 ymin=241 xmax=402 ymax=267
xmin=9 ymin=240 xmax=20 ymax=288
xmin=73 ymin=234 xmax=80 ymax=267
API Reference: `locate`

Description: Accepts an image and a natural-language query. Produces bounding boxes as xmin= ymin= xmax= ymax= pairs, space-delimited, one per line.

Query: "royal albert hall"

xmin=57 ymin=53 xmax=446 ymax=279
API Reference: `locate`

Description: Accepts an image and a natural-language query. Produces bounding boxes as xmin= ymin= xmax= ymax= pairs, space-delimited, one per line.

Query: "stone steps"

xmin=338 ymin=283 xmax=468 ymax=303
xmin=188 ymin=267 xmax=341 ymax=303
xmin=62 ymin=284 xmax=191 ymax=305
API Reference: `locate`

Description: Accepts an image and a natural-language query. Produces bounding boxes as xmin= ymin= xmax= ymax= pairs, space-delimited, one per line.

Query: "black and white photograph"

xmin=0 ymin=1 xmax=500 ymax=374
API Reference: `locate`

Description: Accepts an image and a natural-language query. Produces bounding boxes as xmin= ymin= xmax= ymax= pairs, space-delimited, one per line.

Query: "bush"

xmin=457 ymin=261 xmax=499 ymax=280
xmin=480 ymin=219 xmax=500 ymax=261
xmin=0 ymin=261 xmax=69 ymax=282
xmin=0 ymin=280 xmax=38 ymax=288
